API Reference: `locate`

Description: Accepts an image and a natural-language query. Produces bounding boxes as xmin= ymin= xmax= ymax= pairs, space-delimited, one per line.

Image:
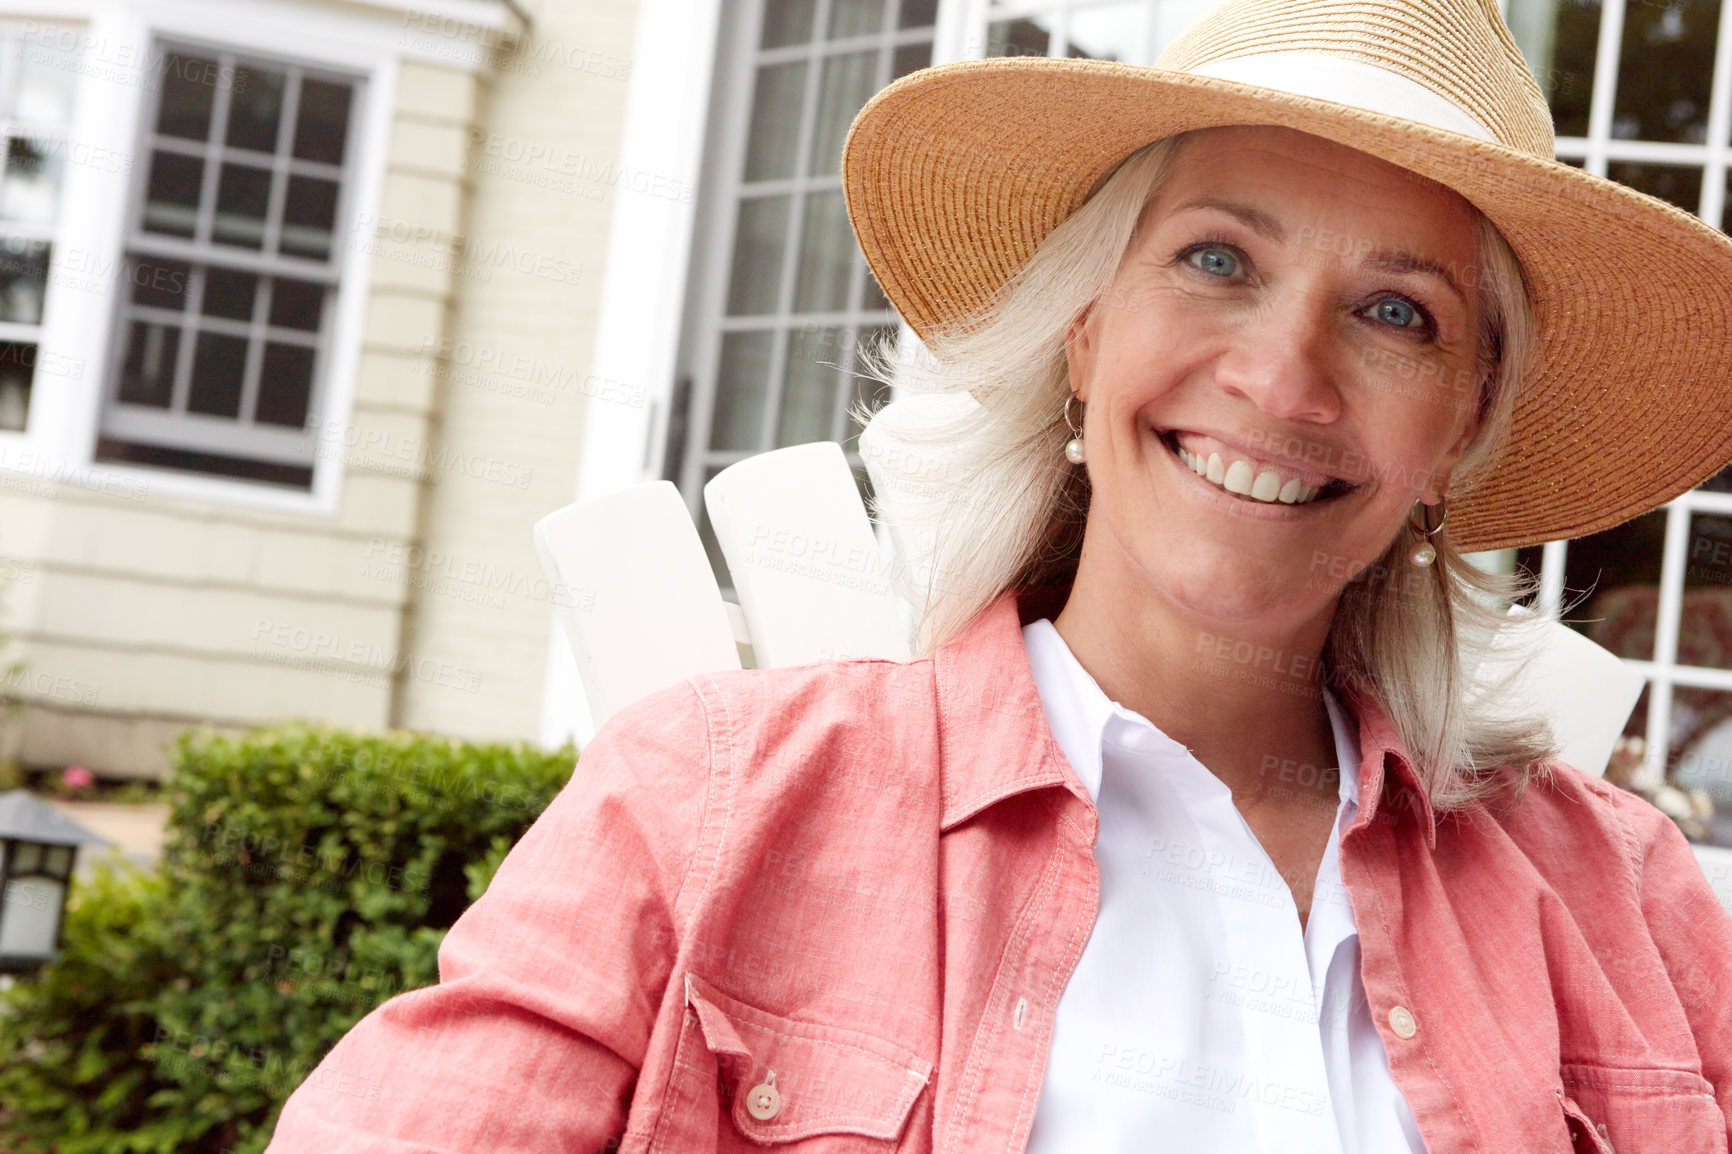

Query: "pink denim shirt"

xmin=267 ymin=594 xmax=1732 ymax=1153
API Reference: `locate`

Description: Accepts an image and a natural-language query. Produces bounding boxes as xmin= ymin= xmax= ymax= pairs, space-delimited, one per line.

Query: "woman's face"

xmin=1066 ymin=125 xmax=1486 ymax=632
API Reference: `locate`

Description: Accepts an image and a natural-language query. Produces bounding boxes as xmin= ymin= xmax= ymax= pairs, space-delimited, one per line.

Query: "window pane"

xmin=11 ymin=843 xmax=42 ymax=873
xmin=1067 ymin=3 xmax=1146 ymax=62
xmin=257 ymin=342 xmax=315 ymax=426
xmin=143 ymin=152 xmax=203 ymax=238
xmin=226 ymin=66 xmax=286 ymax=152
xmin=988 ymin=18 xmax=1052 ymax=58
xmin=0 ymin=343 xmax=31 ymax=432
xmin=828 ymin=0 xmax=884 ymax=38
xmin=281 ymin=175 xmax=339 ymax=259
xmin=762 ymin=0 xmax=816 ymax=47
xmin=893 ymin=41 xmax=933 ymax=80
xmin=793 ymin=188 xmax=854 ymax=313
xmin=1571 ymin=508 xmax=1669 ymax=661
xmin=0 ymin=239 xmax=49 ymax=325
xmin=1627 ymin=683 xmax=1732 ymax=845
xmin=118 ymin=321 xmax=181 ymax=407
xmin=293 ymin=79 xmax=353 ymax=165
xmin=130 ymin=257 xmax=192 ymax=311
xmin=778 ymin=324 xmax=841 ymax=445
xmin=1506 ymin=0 xmax=1600 ymax=137
xmin=42 ymin=845 xmax=72 ymax=877
xmin=1615 ymin=0 xmax=1720 ymax=143
xmin=1682 ymin=513 xmax=1732 ymax=672
xmin=1670 ymin=685 xmax=1732 ymax=840
xmin=156 ymin=54 xmax=217 ymax=140
xmin=743 ymin=61 xmax=808 ymax=183
xmin=213 ymin=163 xmax=272 ymax=249
xmin=709 ymin=330 xmax=775 ymax=450
xmin=188 ymin=331 xmax=249 ymax=417
xmin=1607 ymin=161 xmax=1701 ymax=213
xmin=897 ymin=0 xmax=938 ymax=30
xmin=269 ymin=278 xmax=325 ymax=331
xmin=2 ymin=138 xmax=62 ymax=225
xmin=726 ymin=195 xmax=790 ymax=315
xmin=16 ymin=40 xmax=78 ymax=126
xmin=808 ymin=51 xmax=878 ymax=176
xmin=203 ymin=267 xmax=259 ymax=322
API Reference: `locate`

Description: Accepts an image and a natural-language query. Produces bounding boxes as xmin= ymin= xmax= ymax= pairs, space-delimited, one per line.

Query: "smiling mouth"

xmin=1160 ymin=432 xmax=1355 ymax=507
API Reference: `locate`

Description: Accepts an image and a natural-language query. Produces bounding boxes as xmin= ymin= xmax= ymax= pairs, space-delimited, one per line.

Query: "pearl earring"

xmin=1063 ymin=395 xmax=1085 ymax=464
xmin=1409 ymin=499 xmax=1447 ymax=567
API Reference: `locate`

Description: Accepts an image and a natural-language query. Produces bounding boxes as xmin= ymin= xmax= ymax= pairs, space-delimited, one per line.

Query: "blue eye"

xmin=1187 ymin=246 xmax=1242 ymax=279
xmin=1369 ymin=297 xmax=1426 ymax=330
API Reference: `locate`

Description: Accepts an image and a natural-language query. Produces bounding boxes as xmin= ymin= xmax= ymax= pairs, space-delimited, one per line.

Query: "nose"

xmin=1211 ymin=295 xmax=1343 ymax=424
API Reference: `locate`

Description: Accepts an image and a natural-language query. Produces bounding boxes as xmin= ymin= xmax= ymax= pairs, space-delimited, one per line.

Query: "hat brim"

xmin=841 ymin=56 xmax=1732 ymax=553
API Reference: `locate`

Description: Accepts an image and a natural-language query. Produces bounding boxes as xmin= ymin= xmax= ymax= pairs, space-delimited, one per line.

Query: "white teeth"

xmin=1171 ymin=439 xmax=1329 ymax=506
xmin=1223 ymin=459 xmax=1255 ymax=495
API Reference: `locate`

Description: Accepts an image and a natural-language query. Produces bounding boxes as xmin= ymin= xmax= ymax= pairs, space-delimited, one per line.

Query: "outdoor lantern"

xmin=0 ymin=790 xmax=107 ymax=973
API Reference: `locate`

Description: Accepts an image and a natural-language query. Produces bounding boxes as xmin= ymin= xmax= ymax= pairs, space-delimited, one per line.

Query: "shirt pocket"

xmin=679 ymin=972 xmax=934 ymax=1148
xmin=1560 ymin=1063 xmax=1726 ymax=1154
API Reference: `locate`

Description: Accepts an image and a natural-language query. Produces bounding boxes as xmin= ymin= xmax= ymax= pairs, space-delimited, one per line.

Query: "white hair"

xmin=858 ymin=132 xmax=1555 ymax=809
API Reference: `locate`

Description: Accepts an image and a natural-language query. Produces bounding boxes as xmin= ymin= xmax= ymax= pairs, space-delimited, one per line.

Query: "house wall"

xmin=393 ymin=0 xmax=640 ymax=741
xmin=0 ymin=0 xmax=646 ymax=776
xmin=3 ymin=49 xmax=483 ymax=779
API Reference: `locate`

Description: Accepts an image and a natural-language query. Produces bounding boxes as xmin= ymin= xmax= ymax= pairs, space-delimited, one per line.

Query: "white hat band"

xmin=1191 ymin=52 xmax=1497 ymax=143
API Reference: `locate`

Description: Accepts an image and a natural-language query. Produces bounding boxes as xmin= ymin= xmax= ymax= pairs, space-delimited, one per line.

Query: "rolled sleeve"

xmin=266 ymin=680 xmax=714 ymax=1153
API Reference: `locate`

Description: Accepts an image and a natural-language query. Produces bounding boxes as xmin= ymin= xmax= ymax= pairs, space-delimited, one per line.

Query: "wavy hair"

xmin=858 ymin=132 xmax=1556 ymax=809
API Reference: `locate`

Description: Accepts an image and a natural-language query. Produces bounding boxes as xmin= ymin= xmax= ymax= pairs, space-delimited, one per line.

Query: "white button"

xmin=1388 ymin=1005 xmax=1417 ymax=1039
xmin=746 ymin=1071 xmax=782 ymax=1120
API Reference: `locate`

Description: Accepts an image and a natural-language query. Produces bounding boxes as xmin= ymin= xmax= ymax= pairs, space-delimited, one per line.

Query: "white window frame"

xmin=0 ymin=0 xmax=506 ymax=517
xmin=96 ymin=37 xmax=363 ymax=481
xmin=1522 ymin=0 xmax=1732 ymax=781
xmin=668 ymin=0 xmax=935 ymax=527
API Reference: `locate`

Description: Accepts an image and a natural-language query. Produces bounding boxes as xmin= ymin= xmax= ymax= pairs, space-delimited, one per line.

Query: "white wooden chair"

xmin=535 ymin=432 xmax=1732 ymax=910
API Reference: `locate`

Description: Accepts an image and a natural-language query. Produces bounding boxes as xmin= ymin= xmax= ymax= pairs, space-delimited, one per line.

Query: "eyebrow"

xmin=1364 ymin=250 xmax=1470 ymax=308
xmin=1171 ymin=197 xmax=1286 ymax=241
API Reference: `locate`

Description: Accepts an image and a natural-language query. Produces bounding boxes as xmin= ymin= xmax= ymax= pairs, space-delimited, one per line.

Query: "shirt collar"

xmin=1023 ymin=616 xmax=1362 ymax=811
xmin=933 ymin=591 xmax=1435 ymax=845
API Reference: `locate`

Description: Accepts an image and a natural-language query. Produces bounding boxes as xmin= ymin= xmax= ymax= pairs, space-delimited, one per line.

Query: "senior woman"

xmin=268 ymin=0 xmax=1732 ymax=1151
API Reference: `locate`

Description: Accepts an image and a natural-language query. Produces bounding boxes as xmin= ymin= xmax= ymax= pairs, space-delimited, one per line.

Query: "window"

xmin=981 ymin=0 xmax=1221 ymax=63
xmin=1507 ymin=0 xmax=1732 ymax=844
xmin=671 ymin=0 xmax=938 ymax=572
xmin=0 ymin=31 xmax=81 ymax=434
xmin=97 ymin=45 xmax=360 ymax=489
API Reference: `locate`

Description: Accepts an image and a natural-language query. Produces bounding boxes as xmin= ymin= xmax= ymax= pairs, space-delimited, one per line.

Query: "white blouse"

xmin=1020 ymin=619 xmax=1426 ymax=1154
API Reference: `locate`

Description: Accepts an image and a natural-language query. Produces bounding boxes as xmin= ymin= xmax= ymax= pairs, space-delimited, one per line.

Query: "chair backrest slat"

xmin=533 ymin=481 xmax=740 ymax=728
xmin=704 ymin=441 xmax=911 ymax=669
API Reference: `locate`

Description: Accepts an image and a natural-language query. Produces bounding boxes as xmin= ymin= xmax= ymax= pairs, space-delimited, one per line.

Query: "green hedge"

xmin=0 ymin=724 xmax=574 ymax=1154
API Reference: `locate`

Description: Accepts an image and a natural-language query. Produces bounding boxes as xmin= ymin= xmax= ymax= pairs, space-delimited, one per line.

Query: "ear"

xmin=1063 ymin=302 xmax=1099 ymax=403
xmin=1425 ymin=379 xmax=1486 ymax=502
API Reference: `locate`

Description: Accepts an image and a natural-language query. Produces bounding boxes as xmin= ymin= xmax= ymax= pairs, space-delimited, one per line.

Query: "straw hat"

xmin=841 ymin=0 xmax=1732 ymax=552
